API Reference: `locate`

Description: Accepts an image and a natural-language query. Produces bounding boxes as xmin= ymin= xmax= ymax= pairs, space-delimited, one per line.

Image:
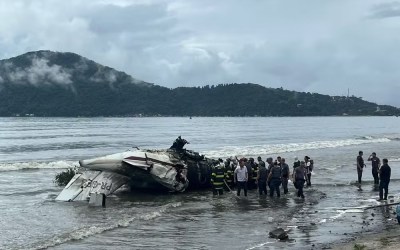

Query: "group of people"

xmin=210 ymin=155 xmax=314 ymax=199
xmin=210 ymin=149 xmax=393 ymax=202
xmin=357 ymin=151 xmax=392 ymax=200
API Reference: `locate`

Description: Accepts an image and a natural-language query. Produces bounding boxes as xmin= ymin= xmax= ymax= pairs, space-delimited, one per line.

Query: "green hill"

xmin=0 ymin=50 xmax=398 ymax=117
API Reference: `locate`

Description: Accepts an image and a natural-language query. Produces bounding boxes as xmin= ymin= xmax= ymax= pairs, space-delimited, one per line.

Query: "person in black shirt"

xmin=379 ymin=158 xmax=391 ymax=201
xmin=268 ymin=161 xmax=282 ymax=197
xmin=368 ymin=152 xmax=381 ymax=185
xmin=292 ymin=157 xmax=300 ymax=179
xmin=356 ymin=151 xmax=365 ymax=184
xmin=256 ymin=157 xmax=268 ymax=195
xmin=281 ymin=158 xmax=290 ymax=194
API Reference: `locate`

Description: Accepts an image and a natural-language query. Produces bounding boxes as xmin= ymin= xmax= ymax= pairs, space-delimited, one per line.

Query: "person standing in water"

xmin=292 ymin=157 xmax=300 ymax=179
xmin=266 ymin=157 xmax=274 ymax=190
xmin=294 ymin=161 xmax=307 ymax=198
xmin=268 ymin=161 xmax=282 ymax=197
xmin=211 ymin=161 xmax=225 ymax=195
xmin=256 ymin=157 xmax=268 ymax=195
xmin=379 ymin=158 xmax=391 ymax=201
xmin=234 ymin=159 xmax=248 ymax=197
xmin=281 ymin=158 xmax=290 ymax=194
xmin=249 ymin=158 xmax=258 ymax=190
xmin=224 ymin=158 xmax=234 ymax=189
xmin=304 ymin=156 xmax=313 ymax=186
xmin=357 ymin=151 xmax=366 ymax=184
xmin=368 ymin=152 xmax=381 ymax=185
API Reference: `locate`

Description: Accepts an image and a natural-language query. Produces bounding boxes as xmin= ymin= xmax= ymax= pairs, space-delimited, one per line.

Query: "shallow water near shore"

xmin=1 ymin=117 xmax=400 ymax=249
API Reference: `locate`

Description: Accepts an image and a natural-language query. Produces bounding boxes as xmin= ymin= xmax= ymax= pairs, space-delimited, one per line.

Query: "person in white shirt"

xmin=234 ymin=159 xmax=248 ymax=196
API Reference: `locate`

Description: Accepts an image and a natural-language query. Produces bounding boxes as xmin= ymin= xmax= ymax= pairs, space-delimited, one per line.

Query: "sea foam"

xmin=203 ymin=137 xmax=391 ymax=158
xmin=0 ymin=161 xmax=78 ymax=172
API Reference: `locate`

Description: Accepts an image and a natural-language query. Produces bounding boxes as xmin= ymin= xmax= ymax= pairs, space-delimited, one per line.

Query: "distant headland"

xmin=0 ymin=50 xmax=399 ymax=117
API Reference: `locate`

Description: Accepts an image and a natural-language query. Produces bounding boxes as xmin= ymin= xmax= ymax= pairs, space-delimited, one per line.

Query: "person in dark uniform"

xmin=243 ymin=158 xmax=252 ymax=189
xmin=356 ymin=151 xmax=366 ymax=184
xmin=256 ymin=157 xmax=268 ymax=195
xmin=224 ymin=158 xmax=234 ymax=189
xmin=211 ymin=162 xmax=225 ymax=195
xmin=379 ymin=158 xmax=391 ymax=201
xmin=268 ymin=161 xmax=282 ymax=197
xmin=281 ymin=158 xmax=290 ymax=194
xmin=266 ymin=157 xmax=273 ymax=191
xmin=276 ymin=156 xmax=282 ymax=166
xmin=257 ymin=156 xmax=266 ymax=167
xmin=368 ymin=152 xmax=381 ymax=185
xmin=249 ymin=158 xmax=258 ymax=190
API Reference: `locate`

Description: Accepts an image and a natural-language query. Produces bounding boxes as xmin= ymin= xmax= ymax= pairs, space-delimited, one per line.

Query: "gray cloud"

xmin=369 ymin=2 xmax=400 ymax=19
xmin=0 ymin=0 xmax=400 ymax=106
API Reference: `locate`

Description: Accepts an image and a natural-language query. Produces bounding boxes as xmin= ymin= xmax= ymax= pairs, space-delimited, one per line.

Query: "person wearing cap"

xmin=234 ymin=159 xmax=248 ymax=196
xmin=368 ymin=152 xmax=381 ymax=185
xmin=357 ymin=151 xmax=366 ymax=184
xmin=378 ymin=158 xmax=391 ymax=201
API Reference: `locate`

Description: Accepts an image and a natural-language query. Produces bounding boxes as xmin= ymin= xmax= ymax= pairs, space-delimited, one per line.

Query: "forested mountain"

xmin=0 ymin=51 xmax=399 ymax=117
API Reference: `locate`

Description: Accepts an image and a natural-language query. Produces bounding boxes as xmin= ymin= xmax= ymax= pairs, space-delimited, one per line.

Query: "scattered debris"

xmin=269 ymin=228 xmax=289 ymax=240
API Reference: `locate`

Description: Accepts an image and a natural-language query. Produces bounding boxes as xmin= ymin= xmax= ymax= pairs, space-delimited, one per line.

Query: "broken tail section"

xmin=56 ymin=171 xmax=129 ymax=201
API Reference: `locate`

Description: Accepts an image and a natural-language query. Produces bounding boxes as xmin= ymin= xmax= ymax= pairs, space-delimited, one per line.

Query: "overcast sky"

xmin=1 ymin=0 xmax=400 ymax=106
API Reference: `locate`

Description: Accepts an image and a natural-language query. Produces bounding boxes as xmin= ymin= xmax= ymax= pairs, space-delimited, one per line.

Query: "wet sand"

xmin=328 ymin=203 xmax=400 ymax=250
xmin=332 ymin=226 xmax=400 ymax=250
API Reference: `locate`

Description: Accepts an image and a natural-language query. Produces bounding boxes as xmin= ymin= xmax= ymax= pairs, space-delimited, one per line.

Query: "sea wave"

xmin=28 ymin=202 xmax=182 ymax=250
xmin=0 ymin=161 xmax=78 ymax=172
xmin=1 ymin=137 xmax=395 ymax=171
xmin=203 ymin=137 xmax=391 ymax=158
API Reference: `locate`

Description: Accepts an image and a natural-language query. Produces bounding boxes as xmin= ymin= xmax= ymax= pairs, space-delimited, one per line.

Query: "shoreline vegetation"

xmin=1 ymin=50 xmax=400 ymax=117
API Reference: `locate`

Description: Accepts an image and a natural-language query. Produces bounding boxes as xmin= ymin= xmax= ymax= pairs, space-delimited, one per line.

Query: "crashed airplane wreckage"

xmin=56 ymin=137 xmax=215 ymax=202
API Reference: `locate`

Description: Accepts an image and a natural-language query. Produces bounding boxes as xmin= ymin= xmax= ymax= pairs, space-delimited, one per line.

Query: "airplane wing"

xmin=55 ymin=170 xmax=129 ymax=201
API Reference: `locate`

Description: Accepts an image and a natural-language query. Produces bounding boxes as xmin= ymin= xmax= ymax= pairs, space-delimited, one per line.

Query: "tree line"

xmin=1 ymin=82 xmax=399 ymax=117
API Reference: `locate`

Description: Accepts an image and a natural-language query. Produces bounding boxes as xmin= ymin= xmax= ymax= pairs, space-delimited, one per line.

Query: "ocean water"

xmin=1 ymin=117 xmax=400 ymax=249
